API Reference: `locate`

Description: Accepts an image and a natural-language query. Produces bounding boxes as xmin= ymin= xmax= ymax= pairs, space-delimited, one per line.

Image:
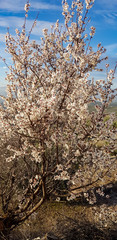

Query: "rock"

xmin=39 ymin=233 xmax=61 ymax=240
xmin=47 ymin=233 xmax=60 ymax=240
xmin=33 ymin=237 xmax=41 ymax=240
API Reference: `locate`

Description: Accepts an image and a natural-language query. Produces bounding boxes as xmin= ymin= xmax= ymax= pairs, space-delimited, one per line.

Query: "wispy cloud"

xmin=105 ymin=43 xmax=117 ymax=56
xmin=97 ymin=0 xmax=117 ymax=9
xmin=103 ymin=12 xmax=117 ymax=25
xmin=0 ymin=0 xmax=23 ymax=12
xmin=0 ymin=16 xmax=55 ymax=36
xmin=94 ymin=0 xmax=117 ymax=26
xmin=94 ymin=9 xmax=117 ymax=24
xmin=0 ymin=0 xmax=61 ymax=12
xmin=90 ymin=69 xmax=117 ymax=88
xmin=31 ymin=20 xmax=55 ymax=36
xmin=0 ymin=16 xmax=24 ymax=28
xmin=0 ymin=33 xmax=6 ymax=42
xmin=31 ymin=1 xmax=61 ymax=11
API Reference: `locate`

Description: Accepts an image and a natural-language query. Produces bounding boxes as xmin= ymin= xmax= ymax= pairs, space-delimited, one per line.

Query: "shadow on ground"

xmin=7 ymin=221 xmax=117 ymax=240
xmin=1 ymin=182 xmax=117 ymax=240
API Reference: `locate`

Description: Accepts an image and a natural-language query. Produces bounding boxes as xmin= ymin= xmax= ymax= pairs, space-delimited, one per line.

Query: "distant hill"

xmin=0 ymin=86 xmax=117 ymax=104
xmin=113 ymin=96 xmax=117 ymax=103
xmin=0 ymin=87 xmax=6 ymax=105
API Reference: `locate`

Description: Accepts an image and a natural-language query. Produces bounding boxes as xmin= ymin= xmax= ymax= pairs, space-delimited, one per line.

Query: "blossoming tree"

xmin=0 ymin=0 xmax=117 ymax=232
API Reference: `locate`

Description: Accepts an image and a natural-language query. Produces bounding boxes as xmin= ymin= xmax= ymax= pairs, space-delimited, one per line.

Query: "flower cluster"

xmin=85 ymin=0 xmax=95 ymax=9
xmin=24 ymin=2 xmax=30 ymax=12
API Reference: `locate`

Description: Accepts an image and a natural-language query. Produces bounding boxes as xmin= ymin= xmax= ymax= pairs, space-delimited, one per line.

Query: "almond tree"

xmin=0 ymin=0 xmax=117 ymax=233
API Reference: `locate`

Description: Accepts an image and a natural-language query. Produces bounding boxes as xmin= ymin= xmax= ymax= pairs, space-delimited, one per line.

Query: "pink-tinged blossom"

xmin=24 ymin=3 xmax=30 ymax=12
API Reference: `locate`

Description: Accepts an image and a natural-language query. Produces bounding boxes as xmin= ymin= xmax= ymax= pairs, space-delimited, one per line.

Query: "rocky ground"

xmin=7 ymin=183 xmax=117 ymax=240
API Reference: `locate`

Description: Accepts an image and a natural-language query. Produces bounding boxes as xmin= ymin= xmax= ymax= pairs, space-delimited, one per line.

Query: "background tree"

xmin=0 ymin=0 xmax=116 ymax=234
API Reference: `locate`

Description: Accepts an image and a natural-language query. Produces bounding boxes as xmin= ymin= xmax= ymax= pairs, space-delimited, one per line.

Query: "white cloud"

xmin=0 ymin=33 xmax=6 ymax=42
xmin=103 ymin=13 xmax=117 ymax=25
xmin=97 ymin=0 xmax=117 ymax=9
xmin=94 ymin=9 xmax=117 ymax=26
xmin=93 ymin=0 xmax=117 ymax=28
xmin=31 ymin=20 xmax=55 ymax=36
xmin=0 ymin=16 xmax=55 ymax=37
xmin=0 ymin=16 xmax=24 ymax=28
xmin=0 ymin=16 xmax=55 ymax=85
xmin=0 ymin=0 xmax=23 ymax=12
xmin=105 ymin=43 xmax=117 ymax=54
xmin=94 ymin=0 xmax=117 ymax=26
xmin=90 ymin=70 xmax=117 ymax=88
xmin=31 ymin=1 xmax=61 ymax=10
xmin=0 ymin=0 xmax=61 ymax=12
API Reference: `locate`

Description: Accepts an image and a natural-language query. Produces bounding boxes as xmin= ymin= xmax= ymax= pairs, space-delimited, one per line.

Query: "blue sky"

xmin=0 ymin=0 xmax=117 ymax=88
